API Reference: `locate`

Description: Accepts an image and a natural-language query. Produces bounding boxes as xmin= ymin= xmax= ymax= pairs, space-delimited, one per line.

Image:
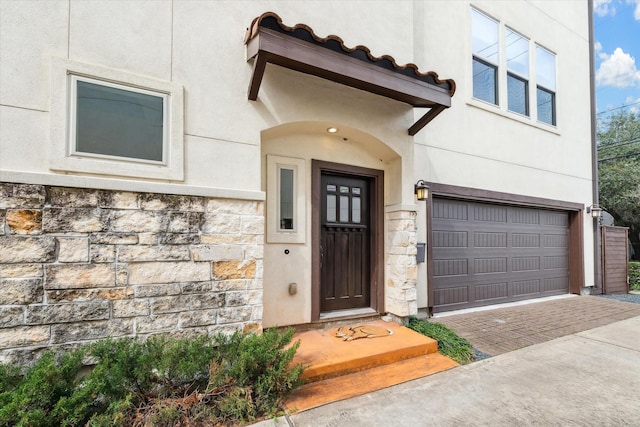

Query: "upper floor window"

xmin=506 ymin=28 xmax=529 ymax=116
xmin=71 ymin=76 xmax=167 ymax=163
xmin=470 ymin=8 xmax=557 ymax=127
xmin=536 ymin=45 xmax=557 ymax=126
xmin=471 ymin=9 xmax=499 ymax=105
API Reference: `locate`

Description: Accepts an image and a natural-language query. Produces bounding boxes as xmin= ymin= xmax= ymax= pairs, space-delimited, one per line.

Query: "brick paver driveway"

xmin=434 ymin=295 xmax=640 ymax=356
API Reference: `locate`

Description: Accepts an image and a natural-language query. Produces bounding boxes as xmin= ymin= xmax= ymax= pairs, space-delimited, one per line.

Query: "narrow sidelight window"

xmin=279 ymin=167 xmax=294 ymax=230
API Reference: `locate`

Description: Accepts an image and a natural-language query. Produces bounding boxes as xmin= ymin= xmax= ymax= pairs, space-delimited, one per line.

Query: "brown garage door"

xmin=431 ymin=198 xmax=570 ymax=313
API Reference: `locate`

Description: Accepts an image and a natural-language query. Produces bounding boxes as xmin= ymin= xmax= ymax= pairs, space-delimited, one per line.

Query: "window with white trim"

xmin=470 ymin=8 xmax=558 ymax=127
xmin=266 ymin=155 xmax=306 ymax=243
xmin=506 ymin=28 xmax=529 ymax=116
xmin=471 ymin=9 xmax=499 ymax=105
xmin=536 ymin=45 xmax=557 ymax=126
xmin=71 ymin=76 xmax=167 ymax=163
xmin=50 ymin=58 xmax=184 ymax=180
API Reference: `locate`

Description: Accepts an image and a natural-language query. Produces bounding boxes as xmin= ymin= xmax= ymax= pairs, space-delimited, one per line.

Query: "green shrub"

xmin=0 ymin=329 xmax=303 ymax=426
xmin=0 ymin=348 xmax=86 ymax=427
xmin=209 ymin=327 xmax=304 ymax=421
xmin=407 ymin=318 xmax=475 ymax=364
xmin=630 ymin=261 xmax=640 ymax=290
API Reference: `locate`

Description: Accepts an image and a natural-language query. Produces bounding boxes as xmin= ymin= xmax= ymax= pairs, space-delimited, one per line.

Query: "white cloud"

xmin=633 ymin=0 xmax=640 ymax=20
xmin=596 ymin=47 xmax=640 ymax=87
xmin=594 ymin=0 xmax=616 ymax=17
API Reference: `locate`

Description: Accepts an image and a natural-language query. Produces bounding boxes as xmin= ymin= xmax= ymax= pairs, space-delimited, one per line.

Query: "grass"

xmin=407 ymin=318 xmax=475 ymax=364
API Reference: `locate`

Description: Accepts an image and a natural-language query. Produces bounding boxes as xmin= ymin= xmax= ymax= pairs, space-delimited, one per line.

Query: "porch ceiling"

xmin=244 ymin=12 xmax=456 ymax=136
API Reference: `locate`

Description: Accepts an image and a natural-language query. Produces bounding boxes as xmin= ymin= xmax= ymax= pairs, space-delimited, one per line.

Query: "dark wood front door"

xmin=320 ymin=173 xmax=371 ymax=311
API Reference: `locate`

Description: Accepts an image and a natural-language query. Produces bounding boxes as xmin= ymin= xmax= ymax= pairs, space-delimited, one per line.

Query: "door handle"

xmin=320 ymin=244 xmax=324 ymax=269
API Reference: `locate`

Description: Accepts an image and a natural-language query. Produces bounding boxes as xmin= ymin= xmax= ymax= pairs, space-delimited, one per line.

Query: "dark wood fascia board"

xmin=428 ymin=183 xmax=585 ymax=212
xmin=246 ymin=29 xmax=452 ymax=108
xmin=569 ymin=211 xmax=585 ymax=294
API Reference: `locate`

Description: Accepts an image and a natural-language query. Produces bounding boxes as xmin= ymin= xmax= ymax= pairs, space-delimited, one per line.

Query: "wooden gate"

xmin=601 ymin=226 xmax=629 ymax=295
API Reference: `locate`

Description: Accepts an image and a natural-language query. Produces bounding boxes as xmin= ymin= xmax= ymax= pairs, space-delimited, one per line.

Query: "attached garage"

xmin=427 ymin=186 xmax=584 ymax=314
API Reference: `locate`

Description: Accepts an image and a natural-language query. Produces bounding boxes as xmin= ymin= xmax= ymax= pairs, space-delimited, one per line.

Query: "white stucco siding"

xmin=69 ymin=1 xmax=173 ymax=81
xmin=1 ymin=0 xmax=419 ymax=198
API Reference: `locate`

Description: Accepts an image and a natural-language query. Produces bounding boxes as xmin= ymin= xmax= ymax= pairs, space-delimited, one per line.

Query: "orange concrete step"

xmin=285 ymin=352 xmax=458 ymax=412
xmin=290 ymin=320 xmax=439 ymax=383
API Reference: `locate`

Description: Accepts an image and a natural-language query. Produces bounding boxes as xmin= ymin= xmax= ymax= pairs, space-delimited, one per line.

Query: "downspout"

xmin=588 ymin=0 xmax=602 ymax=292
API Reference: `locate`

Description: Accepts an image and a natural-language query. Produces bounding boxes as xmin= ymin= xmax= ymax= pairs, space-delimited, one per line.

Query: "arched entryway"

xmin=260 ymin=121 xmax=402 ymax=327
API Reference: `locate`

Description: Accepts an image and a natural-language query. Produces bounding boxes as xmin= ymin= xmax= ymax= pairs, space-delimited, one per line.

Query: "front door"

xmin=320 ymin=172 xmax=371 ymax=311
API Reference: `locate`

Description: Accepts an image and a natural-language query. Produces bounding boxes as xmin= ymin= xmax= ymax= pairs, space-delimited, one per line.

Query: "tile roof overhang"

xmin=244 ymin=12 xmax=456 ymax=136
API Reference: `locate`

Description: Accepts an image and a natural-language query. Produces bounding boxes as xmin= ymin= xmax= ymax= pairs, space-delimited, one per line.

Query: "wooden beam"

xmin=247 ymin=52 xmax=267 ymax=101
xmin=408 ymin=105 xmax=447 ymax=136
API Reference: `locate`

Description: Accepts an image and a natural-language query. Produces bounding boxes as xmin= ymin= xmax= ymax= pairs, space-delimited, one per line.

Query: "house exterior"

xmin=0 ymin=1 xmax=596 ymax=363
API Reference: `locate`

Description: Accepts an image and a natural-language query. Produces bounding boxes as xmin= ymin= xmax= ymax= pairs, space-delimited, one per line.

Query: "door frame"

xmin=311 ymin=160 xmax=384 ymax=321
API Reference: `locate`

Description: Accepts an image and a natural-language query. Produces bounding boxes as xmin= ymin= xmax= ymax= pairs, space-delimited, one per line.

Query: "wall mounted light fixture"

xmin=414 ymin=180 xmax=429 ymax=201
xmin=586 ymin=204 xmax=602 ymax=218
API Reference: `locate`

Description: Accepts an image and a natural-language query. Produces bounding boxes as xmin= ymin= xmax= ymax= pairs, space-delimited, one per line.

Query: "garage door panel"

xmin=431 ymin=198 xmax=570 ymax=312
xmin=513 ymin=233 xmax=540 ymax=248
xmin=511 ymin=279 xmax=541 ymax=296
xmin=432 ymin=230 xmax=468 ymax=247
xmin=432 ymin=258 xmax=468 ymax=277
xmin=475 ymin=282 xmax=509 ymax=302
xmin=433 ymin=199 xmax=468 ymax=220
xmin=474 ymin=231 xmax=508 ymax=248
xmin=474 ymin=257 xmax=508 ymax=274
xmin=433 ymin=285 xmax=469 ymax=306
xmin=473 ymin=205 xmax=508 ymax=222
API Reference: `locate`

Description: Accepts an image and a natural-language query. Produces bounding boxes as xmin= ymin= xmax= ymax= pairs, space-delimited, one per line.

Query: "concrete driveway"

xmin=281 ymin=315 xmax=640 ymax=426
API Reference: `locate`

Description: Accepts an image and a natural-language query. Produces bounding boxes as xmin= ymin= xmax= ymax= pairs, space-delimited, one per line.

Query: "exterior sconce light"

xmin=415 ymin=180 xmax=429 ymax=201
xmin=586 ymin=205 xmax=602 ymax=218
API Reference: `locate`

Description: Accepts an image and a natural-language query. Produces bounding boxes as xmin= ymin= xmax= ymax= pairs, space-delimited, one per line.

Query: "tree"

xmin=596 ymin=108 xmax=640 ymax=259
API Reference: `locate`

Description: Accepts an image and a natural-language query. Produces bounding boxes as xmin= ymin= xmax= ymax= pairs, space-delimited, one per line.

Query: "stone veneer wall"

xmin=0 ymin=182 xmax=264 ymax=364
xmin=385 ymin=210 xmax=418 ymax=317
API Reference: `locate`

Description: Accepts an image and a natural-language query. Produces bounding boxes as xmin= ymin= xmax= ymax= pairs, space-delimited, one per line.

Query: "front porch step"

xmin=284 ymin=320 xmax=458 ymax=412
xmin=285 ymin=353 xmax=458 ymax=412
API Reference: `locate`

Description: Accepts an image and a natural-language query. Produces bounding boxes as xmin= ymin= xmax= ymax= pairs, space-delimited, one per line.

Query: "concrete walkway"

xmin=284 ymin=315 xmax=640 ymax=426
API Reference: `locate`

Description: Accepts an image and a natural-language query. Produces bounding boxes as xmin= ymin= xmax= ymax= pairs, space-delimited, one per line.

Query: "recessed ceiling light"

xmin=327 ymin=127 xmax=339 ymax=134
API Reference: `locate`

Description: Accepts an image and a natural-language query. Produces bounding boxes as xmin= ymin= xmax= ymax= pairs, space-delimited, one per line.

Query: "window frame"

xmin=535 ymin=45 xmax=557 ymax=126
xmin=471 ymin=8 xmax=500 ymax=106
xmin=505 ymin=27 xmax=530 ymax=117
xmin=472 ymin=55 xmax=499 ymax=105
xmin=469 ymin=7 xmax=558 ymax=128
xmin=507 ymin=72 xmax=529 ymax=117
xmin=69 ymin=74 xmax=169 ymax=165
xmin=50 ymin=58 xmax=184 ymax=181
xmin=266 ymin=155 xmax=306 ymax=244
xmin=536 ymin=86 xmax=556 ymax=126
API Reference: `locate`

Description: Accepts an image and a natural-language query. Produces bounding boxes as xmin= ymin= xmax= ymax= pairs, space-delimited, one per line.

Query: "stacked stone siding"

xmin=385 ymin=210 xmax=418 ymax=317
xmin=0 ymin=182 xmax=264 ymax=364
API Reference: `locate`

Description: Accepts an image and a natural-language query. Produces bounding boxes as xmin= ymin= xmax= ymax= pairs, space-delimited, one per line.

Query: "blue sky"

xmin=593 ymin=0 xmax=640 ymax=115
